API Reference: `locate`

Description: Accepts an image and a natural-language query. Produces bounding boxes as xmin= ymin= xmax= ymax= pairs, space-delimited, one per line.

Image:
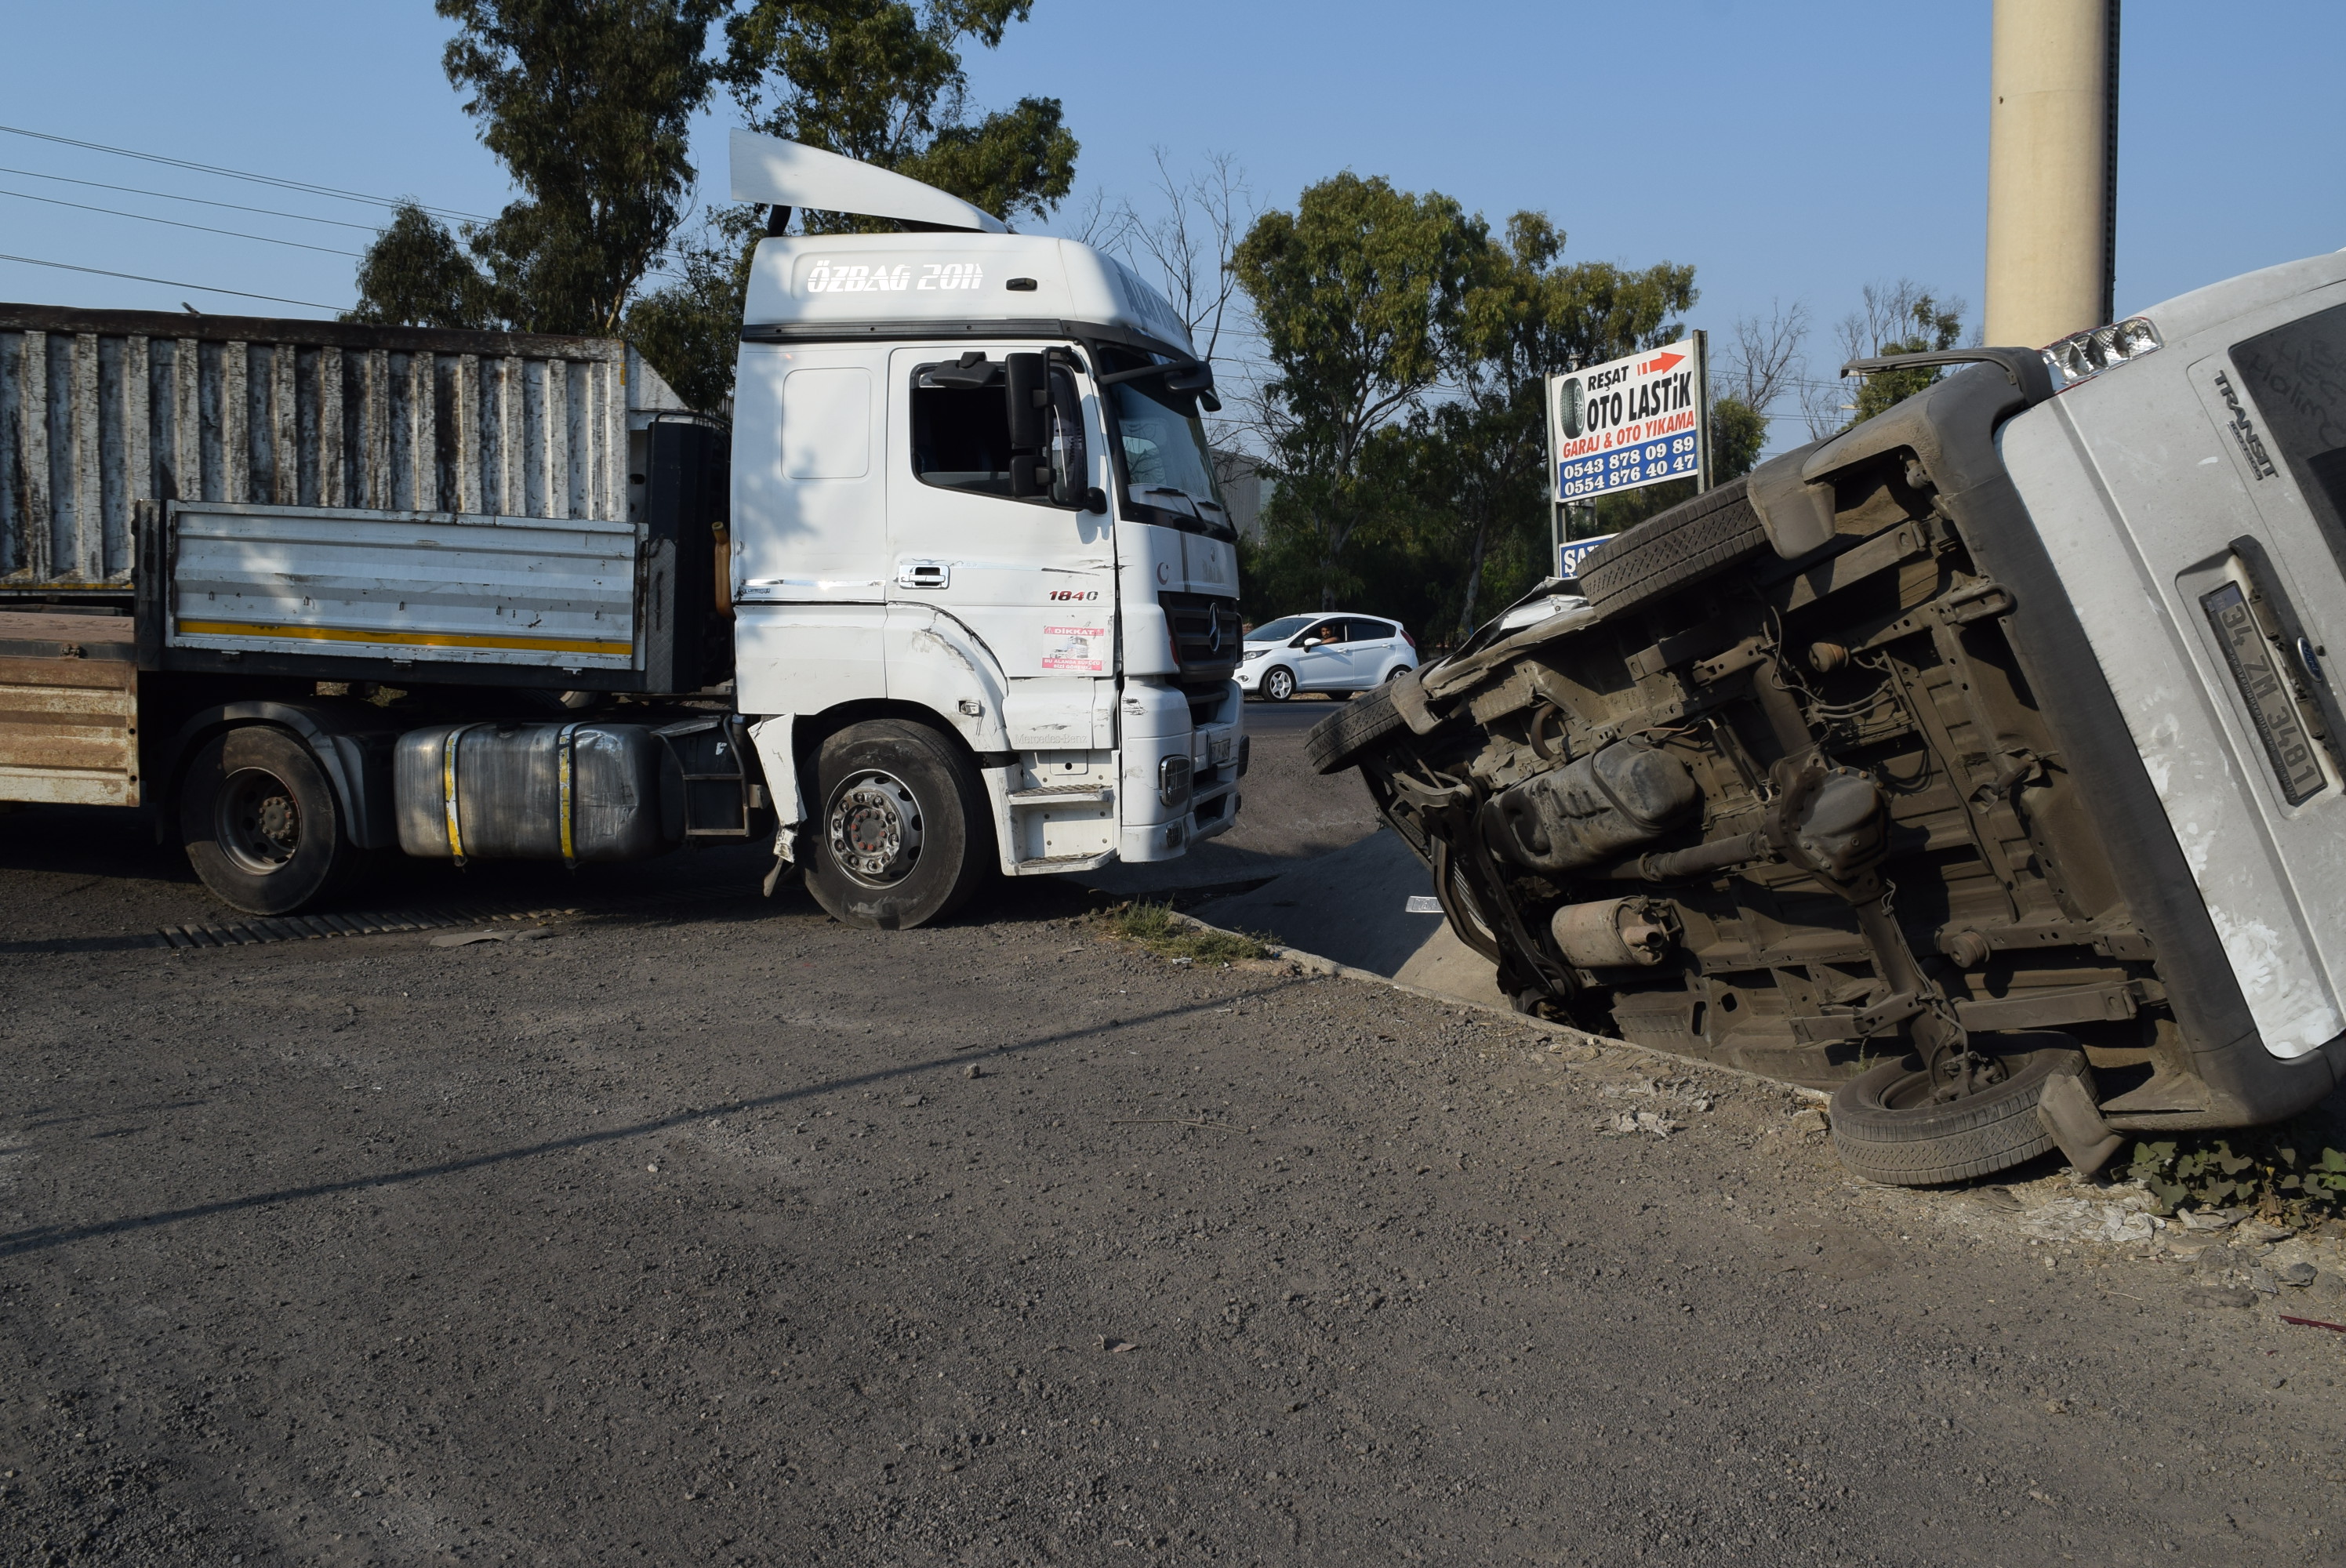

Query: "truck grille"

xmin=1160 ymin=591 xmax=1242 ymax=688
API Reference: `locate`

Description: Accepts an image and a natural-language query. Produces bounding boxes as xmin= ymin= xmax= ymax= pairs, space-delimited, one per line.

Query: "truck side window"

xmin=910 ymin=375 xmax=1015 ymax=497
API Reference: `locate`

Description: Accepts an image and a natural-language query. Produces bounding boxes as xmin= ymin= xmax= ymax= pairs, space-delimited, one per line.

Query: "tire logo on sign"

xmin=1558 ymin=376 xmax=1585 ymax=439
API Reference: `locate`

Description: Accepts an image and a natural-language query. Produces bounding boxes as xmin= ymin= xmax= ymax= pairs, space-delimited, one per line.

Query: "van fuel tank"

xmin=394 ymin=722 xmax=685 ymax=862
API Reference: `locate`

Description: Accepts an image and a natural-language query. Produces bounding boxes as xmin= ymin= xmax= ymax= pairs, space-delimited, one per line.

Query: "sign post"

xmin=1548 ymin=332 xmax=1710 ymax=580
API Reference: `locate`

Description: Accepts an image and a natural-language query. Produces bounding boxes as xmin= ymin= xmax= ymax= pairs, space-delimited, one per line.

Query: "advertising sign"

xmin=1556 ymin=533 xmax=1615 ymax=581
xmin=1549 ymin=338 xmax=1708 ymax=501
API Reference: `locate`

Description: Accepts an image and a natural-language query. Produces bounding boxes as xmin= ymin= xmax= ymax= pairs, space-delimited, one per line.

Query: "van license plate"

xmin=2202 ymin=580 xmax=2327 ymax=805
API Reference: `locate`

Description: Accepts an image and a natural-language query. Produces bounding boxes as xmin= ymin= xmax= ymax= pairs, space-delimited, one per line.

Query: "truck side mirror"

xmin=1005 ymin=353 xmax=1047 ymax=498
xmin=1005 ymin=354 xmax=1047 ymax=451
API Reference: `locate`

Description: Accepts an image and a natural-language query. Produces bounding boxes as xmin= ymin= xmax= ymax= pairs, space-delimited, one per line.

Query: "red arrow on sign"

xmin=1641 ymin=351 xmax=1686 ymax=375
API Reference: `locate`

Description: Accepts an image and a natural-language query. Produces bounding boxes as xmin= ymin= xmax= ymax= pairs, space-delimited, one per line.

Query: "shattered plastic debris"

xmin=2019 ymin=1197 xmax=2158 ymax=1245
xmin=1599 ymin=1109 xmax=1681 ymax=1138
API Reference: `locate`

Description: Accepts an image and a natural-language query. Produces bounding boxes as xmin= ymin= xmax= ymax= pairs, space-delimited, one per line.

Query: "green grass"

xmin=1095 ymin=901 xmax=1274 ymax=964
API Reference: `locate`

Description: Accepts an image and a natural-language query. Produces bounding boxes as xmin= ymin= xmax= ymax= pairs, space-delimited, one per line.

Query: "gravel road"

xmin=4 ymin=717 xmax=2346 ymax=1565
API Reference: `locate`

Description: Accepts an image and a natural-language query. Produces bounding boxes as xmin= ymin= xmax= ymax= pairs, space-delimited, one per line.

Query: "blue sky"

xmin=5 ymin=0 xmax=2341 ymax=429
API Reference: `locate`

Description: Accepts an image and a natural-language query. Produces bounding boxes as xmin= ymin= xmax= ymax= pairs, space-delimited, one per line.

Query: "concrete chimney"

xmin=1984 ymin=0 xmax=2119 ymax=348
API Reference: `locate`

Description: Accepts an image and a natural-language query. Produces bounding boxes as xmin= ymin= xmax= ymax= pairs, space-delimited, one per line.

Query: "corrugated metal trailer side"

xmin=0 ymin=305 xmax=659 ymax=597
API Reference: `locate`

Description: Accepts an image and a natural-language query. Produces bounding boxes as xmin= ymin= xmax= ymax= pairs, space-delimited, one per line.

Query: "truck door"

xmin=730 ymin=343 xmax=892 ymax=714
xmin=884 ymin=346 xmax=1115 ymax=749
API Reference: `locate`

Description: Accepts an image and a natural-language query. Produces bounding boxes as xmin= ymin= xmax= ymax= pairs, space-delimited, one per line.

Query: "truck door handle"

xmin=896 ymin=561 xmax=950 ymax=590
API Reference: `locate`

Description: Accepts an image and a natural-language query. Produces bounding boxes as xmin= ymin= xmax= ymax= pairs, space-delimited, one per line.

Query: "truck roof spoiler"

xmin=728 ymin=129 xmax=1009 ymax=235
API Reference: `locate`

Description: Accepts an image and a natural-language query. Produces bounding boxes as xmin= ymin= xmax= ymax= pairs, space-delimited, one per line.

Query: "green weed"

xmin=2123 ymin=1118 xmax=2346 ymax=1222
xmin=1095 ymin=902 xmax=1274 ymax=965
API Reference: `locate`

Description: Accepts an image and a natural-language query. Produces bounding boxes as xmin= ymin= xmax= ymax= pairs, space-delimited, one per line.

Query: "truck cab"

xmin=726 ymin=133 xmax=1245 ymax=926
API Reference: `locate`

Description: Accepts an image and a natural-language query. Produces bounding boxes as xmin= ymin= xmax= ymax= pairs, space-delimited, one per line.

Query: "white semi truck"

xmin=0 ymin=133 xmax=1246 ymax=929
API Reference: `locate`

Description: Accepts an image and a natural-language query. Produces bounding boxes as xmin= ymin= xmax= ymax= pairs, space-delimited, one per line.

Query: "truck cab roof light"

xmin=2044 ymin=316 xmax=2162 ymax=390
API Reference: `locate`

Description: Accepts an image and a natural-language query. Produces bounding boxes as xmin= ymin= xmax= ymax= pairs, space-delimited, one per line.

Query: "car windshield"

xmin=1105 ymin=371 xmax=1233 ymax=539
xmin=1247 ymin=615 xmax=1314 ymax=644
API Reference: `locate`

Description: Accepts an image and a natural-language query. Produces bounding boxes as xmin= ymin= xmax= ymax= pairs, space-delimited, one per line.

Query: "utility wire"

xmin=0 ymin=164 xmax=386 ymax=231
xmin=0 ymin=253 xmax=348 ymax=313
xmin=0 ymin=187 xmax=363 ymax=257
xmin=0 ymin=122 xmax=492 ymax=224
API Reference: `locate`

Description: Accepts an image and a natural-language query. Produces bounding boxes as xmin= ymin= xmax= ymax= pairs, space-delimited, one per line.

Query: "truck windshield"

xmin=1100 ymin=355 xmax=1233 ymax=541
xmin=2233 ymin=303 xmax=2346 ymax=537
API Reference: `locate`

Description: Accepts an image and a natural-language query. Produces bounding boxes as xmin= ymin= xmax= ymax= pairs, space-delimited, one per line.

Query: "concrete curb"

xmin=1161 ymin=907 xmax=1829 ymax=1105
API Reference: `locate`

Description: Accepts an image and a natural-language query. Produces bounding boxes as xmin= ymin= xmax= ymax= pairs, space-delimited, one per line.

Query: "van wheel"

xmin=804 ymin=720 xmax=994 ymax=930
xmin=1262 ymin=666 xmax=1296 ymax=702
xmin=1828 ymin=1036 xmax=2090 ymax=1185
xmin=180 ymin=726 xmax=356 ymax=915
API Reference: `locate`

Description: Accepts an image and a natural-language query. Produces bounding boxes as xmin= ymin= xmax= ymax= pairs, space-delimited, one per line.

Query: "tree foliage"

xmin=724 ymin=1 xmax=1077 ymax=229
xmin=349 ymin=1 xmax=725 ymax=336
xmin=345 ymin=201 xmax=502 ymax=330
xmin=1231 ymin=174 xmax=1481 ymax=613
xmin=1233 ymin=179 xmax=1723 ymax=633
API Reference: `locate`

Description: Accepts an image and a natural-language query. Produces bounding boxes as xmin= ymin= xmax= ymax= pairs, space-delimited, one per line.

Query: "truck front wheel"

xmin=180 ymin=726 xmax=356 ymax=915
xmin=804 ymin=720 xmax=993 ymax=930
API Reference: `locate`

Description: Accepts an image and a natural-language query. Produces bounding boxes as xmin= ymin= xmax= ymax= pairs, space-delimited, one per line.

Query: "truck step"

xmin=1006 ymin=784 xmax=1113 ymax=806
xmin=1010 ymin=850 xmax=1117 ymax=876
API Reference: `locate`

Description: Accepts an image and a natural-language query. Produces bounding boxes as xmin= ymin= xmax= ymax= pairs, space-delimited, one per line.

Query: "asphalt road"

xmin=5 ymin=713 xmax=2346 ymax=1565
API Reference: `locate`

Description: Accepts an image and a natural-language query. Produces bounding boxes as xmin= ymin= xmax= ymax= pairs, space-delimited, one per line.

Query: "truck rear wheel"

xmin=180 ymin=726 xmax=356 ymax=915
xmin=804 ymin=720 xmax=993 ymax=930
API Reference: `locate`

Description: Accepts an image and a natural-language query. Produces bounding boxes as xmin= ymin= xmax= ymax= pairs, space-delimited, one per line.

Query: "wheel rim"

xmin=1267 ymin=670 xmax=1293 ymax=700
xmin=828 ymin=769 xmax=924 ymax=886
xmin=215 ymin=767 xmax=303 ymax=875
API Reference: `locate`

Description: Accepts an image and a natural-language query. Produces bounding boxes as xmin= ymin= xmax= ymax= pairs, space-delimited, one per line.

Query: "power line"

xmin=0 ymin=252 xmax=348 ymax=313
xmin=0 ymin=164 xmax=386 ymax=231
xmin=0 ymin=187 xmax=363 ymax=257
xmin=0 ymin=122 xmax=492 ymax=225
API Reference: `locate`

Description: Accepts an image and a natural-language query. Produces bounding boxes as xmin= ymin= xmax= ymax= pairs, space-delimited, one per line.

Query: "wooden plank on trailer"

xmin=171 ymin=338 xmax=199 ymax=503
xmin=363 ymin=349 xmax=390 ymax=510
xmin=409 ymin=351 xmax=435 ymax=511
xmin=221 ymin=342 xmax=249 ymax=505
xmin=271 ymin=343 xmax=298 ymax=506
xmin=18 ymin=330 xmax=51 ymax=582
xmin=71 ymin=334 xmax=100 ymax=582
xmin=316 ymin=345 xmax=344 ymax=508
xmin=456 ymin=354 xmax=482 ymax=514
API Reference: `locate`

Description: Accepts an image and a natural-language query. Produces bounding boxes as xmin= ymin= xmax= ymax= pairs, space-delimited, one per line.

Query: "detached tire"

xmin=804 ymin=719 xmax=994 ymax=931
xmin=1829 ymin=1038 xmax=2091 ymax=1186
xmin=180 ymin=725 xmax=356 ymax=915
xmin=1576 ymin=477 xmax=1767 ymax=615
xmin=1307 ymin=682 xmax=1411 ymax=775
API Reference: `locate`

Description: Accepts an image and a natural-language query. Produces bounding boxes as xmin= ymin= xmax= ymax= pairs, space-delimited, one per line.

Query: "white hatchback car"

xmin=1239 ymin=613 xmax=1418 ymax=701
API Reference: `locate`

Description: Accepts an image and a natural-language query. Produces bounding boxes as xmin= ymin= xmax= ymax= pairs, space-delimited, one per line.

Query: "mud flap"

xmin=2036 ymin=1069 xmax=2125 ymax=1176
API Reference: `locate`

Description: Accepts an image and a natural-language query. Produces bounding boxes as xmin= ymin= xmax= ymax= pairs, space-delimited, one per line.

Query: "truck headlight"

xmin=1159 ymin=756 xmax=1193 ymax=808
xmin=2043 ymin=316 xmax=2160 ymax=389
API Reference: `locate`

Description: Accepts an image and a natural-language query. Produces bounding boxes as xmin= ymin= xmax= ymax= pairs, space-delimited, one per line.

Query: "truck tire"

xmin=804 ymin=719 xmax=994 ymax=930
xmin=1575 ymin=478 xmax=1768 ymax=615
xmin=180 ymin=725 xmax=357 ymax=915
xmin=1828 ymin=1039 xmax=2090 ymax=1185
xmin=1308 ymin=683 xmax=1410 ymax=775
